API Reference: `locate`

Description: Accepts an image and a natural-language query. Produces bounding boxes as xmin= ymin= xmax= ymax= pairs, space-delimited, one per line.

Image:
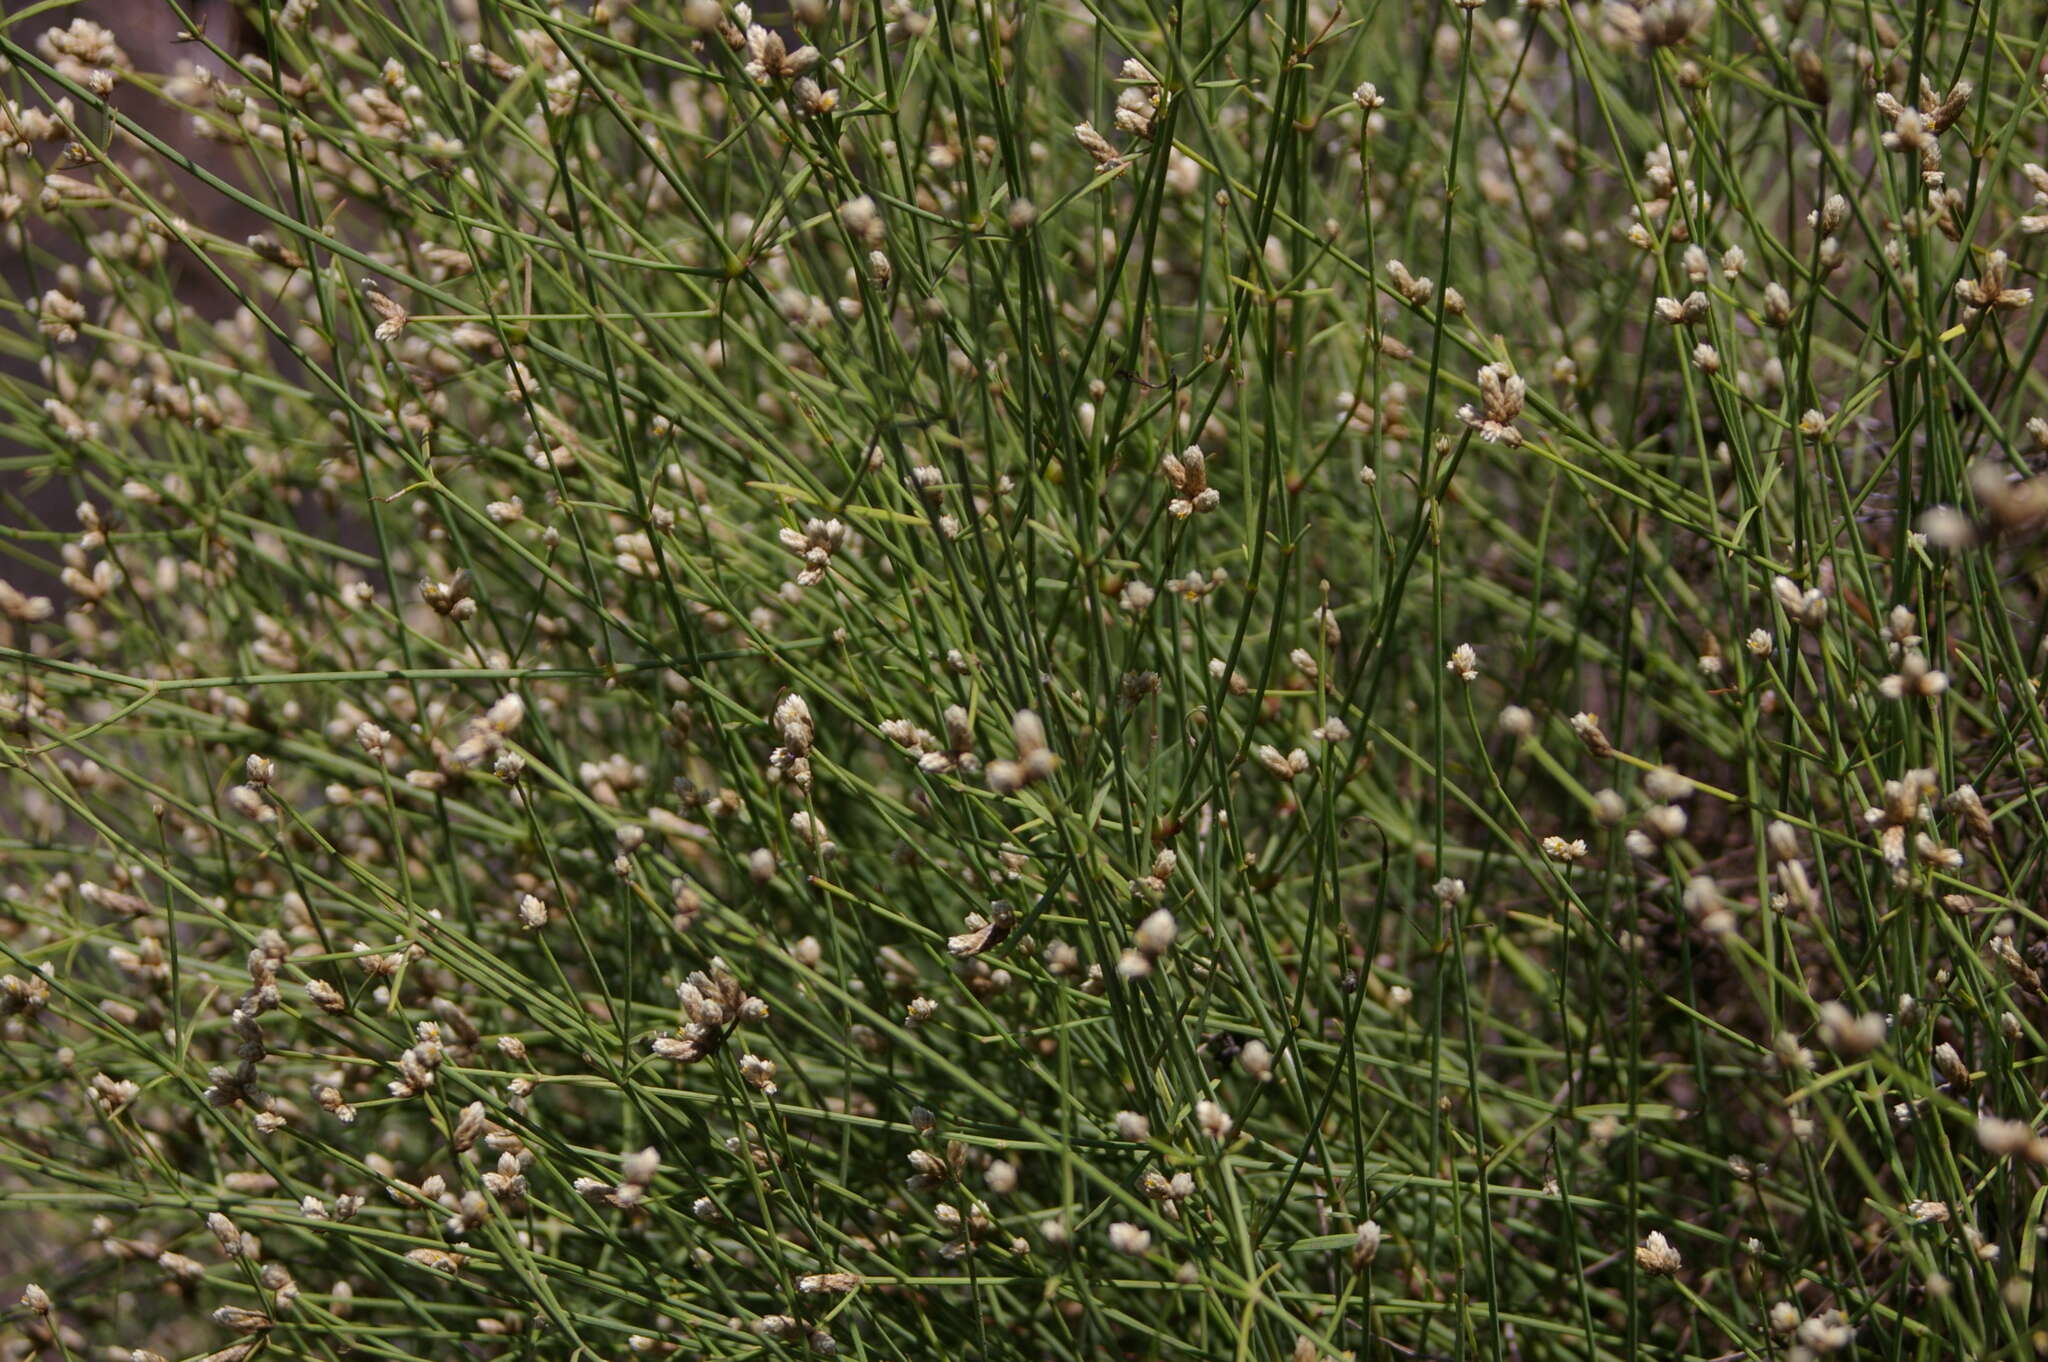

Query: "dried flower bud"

xmin=1635 ymin=1231 xmax=1683 ymax=1276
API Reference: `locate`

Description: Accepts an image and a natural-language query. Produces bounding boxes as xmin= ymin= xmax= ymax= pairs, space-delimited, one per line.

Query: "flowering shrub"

xmin=4 ymin=0 xmax=2048 ymax=1358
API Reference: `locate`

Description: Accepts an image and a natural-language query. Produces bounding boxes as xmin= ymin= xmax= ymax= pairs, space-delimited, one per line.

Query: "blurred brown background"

xmin=2 ymin=0 xmax=259 ymax=591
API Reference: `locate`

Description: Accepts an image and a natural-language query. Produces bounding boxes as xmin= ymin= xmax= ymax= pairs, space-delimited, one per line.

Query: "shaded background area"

xmin=2 ymin=0 xmax=258 ymax=592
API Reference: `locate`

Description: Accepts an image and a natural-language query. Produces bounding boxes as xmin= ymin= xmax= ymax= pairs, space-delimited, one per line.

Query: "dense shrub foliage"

xmin=6 ymin=0 xmax=2048 ymax=1357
